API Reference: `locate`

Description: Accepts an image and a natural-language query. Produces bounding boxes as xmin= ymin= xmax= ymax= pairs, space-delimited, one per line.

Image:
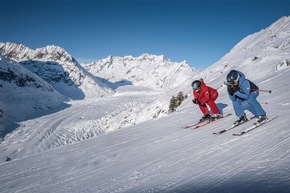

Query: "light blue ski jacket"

xmin=228 ymin=71 xmax=258 ymax=102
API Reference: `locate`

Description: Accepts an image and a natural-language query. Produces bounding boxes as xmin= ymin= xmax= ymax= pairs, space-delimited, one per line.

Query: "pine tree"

xmin=169 ymin=96 xmax=177 ymax=112
xmin=168 ymin=92 xmax=187 ymax=113
xmin=176 ymin=91 xmax=185 ymax=106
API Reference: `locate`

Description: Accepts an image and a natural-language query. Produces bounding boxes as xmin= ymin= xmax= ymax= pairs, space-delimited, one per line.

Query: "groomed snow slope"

xmin=0 ymin=66 xmax=290 ymax=193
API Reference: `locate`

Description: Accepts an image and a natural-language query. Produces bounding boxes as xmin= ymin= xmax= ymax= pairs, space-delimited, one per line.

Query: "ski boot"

xmin=233 ymin=115 xmax=248 ymax=126
xmin=254 ymin=115 xmax=268 ymax=125
xmin=210 ymin=114 xmax=223 ymax=122
xmin=199 ymin=114 xmax=211 ymax=123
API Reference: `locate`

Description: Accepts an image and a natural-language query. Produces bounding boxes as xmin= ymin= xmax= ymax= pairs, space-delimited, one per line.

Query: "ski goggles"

xmin=192 ymin=85 xmax=200 ymax=90
xmin=226 ymin=81 xmax=237 ymax=86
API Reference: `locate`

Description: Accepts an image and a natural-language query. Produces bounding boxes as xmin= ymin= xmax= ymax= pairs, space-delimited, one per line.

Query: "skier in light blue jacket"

xmin=226 ymin=70 xmax=267 ymax=125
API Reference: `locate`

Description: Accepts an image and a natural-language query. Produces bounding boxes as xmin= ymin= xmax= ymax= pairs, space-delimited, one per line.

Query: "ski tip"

xmin=213 ymin=130 xmax=224 ymax=135
xmin=233 ymin=132 xmax=244 ymax=136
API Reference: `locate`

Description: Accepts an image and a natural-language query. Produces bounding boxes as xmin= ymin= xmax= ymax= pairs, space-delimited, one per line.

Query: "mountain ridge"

xmin=1 ymin=15 xmax=290 ymax=144
xmin=0 ymin=42 xmax=197 ymax=134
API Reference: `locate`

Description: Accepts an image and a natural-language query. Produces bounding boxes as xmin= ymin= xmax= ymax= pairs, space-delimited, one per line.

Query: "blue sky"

xmin=1 ymin=0 xmax=290 ymax=69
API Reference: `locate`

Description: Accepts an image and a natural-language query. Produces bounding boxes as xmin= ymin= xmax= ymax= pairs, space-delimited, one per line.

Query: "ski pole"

xmin=250 ymin=89 xmax=272 ymax=93
xmin=216 ymin=84 xmax=223 ymax=90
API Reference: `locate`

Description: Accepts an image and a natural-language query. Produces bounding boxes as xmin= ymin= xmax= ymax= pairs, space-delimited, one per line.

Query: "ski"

xmin=181 ymin=121 xmax=203 ymax=129
xmin=232 ymin=116 xmax=277 ymax=136
xmin=181 ymin=113 xmax=231 ymax=129
xmin=213 ymin=116 xmax=256 ymax=135
xmin=213 ymin=121 xmax=247 ymax=135
xmin=192 ymin=113 xmax=232 ymax=130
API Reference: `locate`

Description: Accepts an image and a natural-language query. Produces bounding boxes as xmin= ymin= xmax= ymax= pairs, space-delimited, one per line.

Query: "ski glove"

xmin=192 ymin=98 xmax=201 ymax=105
xmin=227 ymin=86 xmax=239 ymax=96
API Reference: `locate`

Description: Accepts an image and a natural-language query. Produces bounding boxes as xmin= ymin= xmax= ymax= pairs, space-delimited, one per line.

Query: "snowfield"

xmin=1 ymin=67 xmax=290 ymax=193
xmin=1 ymin=16 xmax=290 ymax=193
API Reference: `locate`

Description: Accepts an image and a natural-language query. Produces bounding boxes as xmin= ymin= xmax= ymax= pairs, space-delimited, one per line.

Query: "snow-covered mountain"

xmin=0 ymin=16 xmax=290 ymax=143
xmin=1 ymin=15 xmax=290 ymax=193
xmin=0 ymin=42 xmax=200 ymax=136
xmin=198 ymin=16 xmax=290 ymax=86
xmin=83 ymin=54 xmax=199 ymax=90
xmin=0 ymin=42 xmax=113 ymax=99
xmin=79 ymin=54 xmax=200 ymax=129
xmin=0 ymin=55 xmax=66 ymax=134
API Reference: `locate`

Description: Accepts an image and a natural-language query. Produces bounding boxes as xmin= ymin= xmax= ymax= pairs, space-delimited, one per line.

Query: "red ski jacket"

xmin=193 ymin=82 xmax=218 ymax=105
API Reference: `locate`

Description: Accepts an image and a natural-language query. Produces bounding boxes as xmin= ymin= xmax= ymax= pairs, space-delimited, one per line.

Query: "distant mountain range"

xmin=82 ymin=54 xmax=198 ymax=90
xmin=0 ymin=42 xmax=198 ymax=95
xmin=0 ymin=42 xmax=198 ymax=131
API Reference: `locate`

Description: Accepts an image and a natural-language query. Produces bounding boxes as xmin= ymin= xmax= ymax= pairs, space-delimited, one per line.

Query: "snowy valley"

xmin=0 ymin=16 xmax=290 ymax=193
xmin=0 ymin=42 xmax=198 ymax=138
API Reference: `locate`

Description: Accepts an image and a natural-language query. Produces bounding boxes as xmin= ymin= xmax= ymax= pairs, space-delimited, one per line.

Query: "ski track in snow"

xmin=1 ymin=105 xmax=290 ymax=193
xmin=2 ymin=69 xmax=290 ymax=193
xmin=0 ymin=93 xmax=159 ymax=158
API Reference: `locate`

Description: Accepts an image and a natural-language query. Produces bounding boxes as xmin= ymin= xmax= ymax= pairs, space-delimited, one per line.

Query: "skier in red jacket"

xmin=192 ymin=79 xmax=221 ymax=122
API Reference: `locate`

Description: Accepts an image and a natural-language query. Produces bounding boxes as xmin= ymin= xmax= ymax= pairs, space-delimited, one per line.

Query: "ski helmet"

xmin=226 ymin=70 xmax=240 ymax=85
xmin=191 ymin=80 xmax=201 ymax=90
